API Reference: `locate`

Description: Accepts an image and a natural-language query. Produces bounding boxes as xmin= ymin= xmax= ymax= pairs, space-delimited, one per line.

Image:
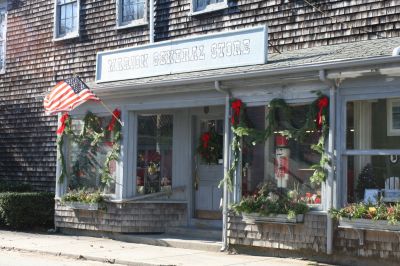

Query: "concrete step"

xmin=121 ymin=234 xmax=223 ymax=252
xmin=61 ymin=227 xmax=223 ymax=253
xmin=165 ymin=226 xmax=222 ymax=241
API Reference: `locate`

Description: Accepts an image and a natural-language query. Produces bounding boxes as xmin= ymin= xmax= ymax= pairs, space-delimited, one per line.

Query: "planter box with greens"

xmin=232 ymin=182 xmax=309 ymax=224
xmin=330 ymin=202 xmax=400 ymax=231
xmin=61 ymin=189 xmax=105 ymax=210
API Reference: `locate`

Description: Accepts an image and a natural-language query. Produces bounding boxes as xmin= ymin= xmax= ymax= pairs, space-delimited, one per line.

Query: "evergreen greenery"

xmin=0 ymin=192 xmax=54 ymax=229
xmin=57 ymin=111 xmax=122 ymax=190
xmin=223 ymin=93 xmax=330 ymax=190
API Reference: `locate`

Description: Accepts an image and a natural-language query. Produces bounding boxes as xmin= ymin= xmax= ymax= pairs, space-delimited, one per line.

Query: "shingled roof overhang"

xmin=90 ymin=37 xmax=400 ymax=98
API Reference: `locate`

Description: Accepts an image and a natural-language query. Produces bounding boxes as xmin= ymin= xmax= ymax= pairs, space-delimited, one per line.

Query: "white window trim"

xmin=53 ymin=0 xmax=80 ymax=41
xmin=116 ymin=0 xmax=148 ymax=30
xmin=387 ymin=98 xmax=400 ymax=136
xmin=189 ymin=0 xmax=228 ymax=16
xmin=0 ymin=2 xmax=7 ymax=74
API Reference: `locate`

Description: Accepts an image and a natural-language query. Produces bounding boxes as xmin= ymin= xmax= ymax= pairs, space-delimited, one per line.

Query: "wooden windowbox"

xmin=64 ymin=202 xmax=99 ymax=211
xmin=339 ymin=217 xmax=400 ymax=231
xmin=242 ymin=213 xmax=304 ymax=224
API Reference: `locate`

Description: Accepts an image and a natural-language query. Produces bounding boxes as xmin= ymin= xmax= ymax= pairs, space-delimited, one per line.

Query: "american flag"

xmin=44 ymin=77 xmax=100 ymax=115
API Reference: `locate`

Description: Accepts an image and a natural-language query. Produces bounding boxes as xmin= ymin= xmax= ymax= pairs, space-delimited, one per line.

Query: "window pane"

xmin=346 ymin=99 xmax=400 ymax=150
xmin=0 ymin=42 xmax=3 ymax=70
xmin=67 ymin=116 xmax=116 ymax=194
xmin=122 ymin=0 xmax=145 ymax=23
xmin=195 ymin=0 xmax=224 ymax=11
xmin=0 ymin=11 xmax=5 ymax=40
xmin=136 ymin=114 xmax=173 ymax=195
xmin=58 ymin=1 xmax=77 ymax=36
xmin=392 ymin=105 xmax=400 ymax=129
xmin=243 ymin=106 xmax=322 ymax=207
xmin=347 ymin=155 xmax=400 ymax=203
xmin=195 ymin=0 xmax=207 ymax=11
xmin=66 ymin=3 xmax=73 ymax=19
xmin=65 ymin=18 xmax=72 ymax=33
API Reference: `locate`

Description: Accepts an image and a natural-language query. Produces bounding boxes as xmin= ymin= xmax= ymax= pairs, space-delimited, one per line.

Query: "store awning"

xmin=88 ymin=37 xmax=400 ymax=98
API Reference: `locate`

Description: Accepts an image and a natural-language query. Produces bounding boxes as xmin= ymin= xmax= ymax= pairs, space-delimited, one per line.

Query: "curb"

xmin=0 ymin=245 xmax=157 ymax=266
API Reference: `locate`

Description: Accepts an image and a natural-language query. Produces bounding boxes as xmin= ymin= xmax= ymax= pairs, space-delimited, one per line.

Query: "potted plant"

xmin=232 ymin=182 xmax=309 ymax=224
xmin=61 ymin=188 xmax=105 ymax=211
xmin=329 ymin=202 xmax=400 ymax=231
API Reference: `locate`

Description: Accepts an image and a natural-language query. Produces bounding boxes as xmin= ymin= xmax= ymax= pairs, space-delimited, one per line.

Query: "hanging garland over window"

xmin=221 ymin=93 xmax=330 ymax=191
xmin=56 ymin=110 xmax=122 ymax=187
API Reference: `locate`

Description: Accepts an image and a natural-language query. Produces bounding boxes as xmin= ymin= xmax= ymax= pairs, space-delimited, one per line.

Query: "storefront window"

xmin=243 ymin=106 xmax=322 ymax=207
xmin=136 ymin=114 xmax=173 ymax=195
xmin=347 ymin=155 xmax=400 ymax=203
xmin=67 ymin=116 xmax=116 ymax=194
xmin=346 ymin=99 xmax=400 ymax=150
xmin=345 ymin=98 xmax=400 ymax=204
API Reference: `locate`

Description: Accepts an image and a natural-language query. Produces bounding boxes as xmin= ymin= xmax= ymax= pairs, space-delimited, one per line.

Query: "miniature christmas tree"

xmin=355 ymin=163 xmax=378 ymax=201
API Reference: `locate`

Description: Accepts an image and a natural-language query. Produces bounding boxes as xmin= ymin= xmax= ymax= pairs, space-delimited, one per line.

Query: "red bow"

xmin=231 ymin=99 xmax=243 ymax=126
xmin=107 ymin=109 xmax=121 ymax=131
xmin=316 ymin=96 xmax=329 ymax=128
xmin=56 ymin=113 xmax=69 ymax=135
xmin=201 ymin=132 xmax=211 ymax=148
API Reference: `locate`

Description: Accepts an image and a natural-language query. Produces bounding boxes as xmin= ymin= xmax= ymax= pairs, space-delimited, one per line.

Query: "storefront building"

xmin=1 ymin=0 xmax=400 ymax=264
xmin=54 ymin=28 xmax=400 ymax=264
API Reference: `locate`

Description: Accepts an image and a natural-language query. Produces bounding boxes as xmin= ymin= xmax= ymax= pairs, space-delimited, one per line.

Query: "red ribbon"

xmin=316 ymin=96 xmax=329 ymax=128
xmin=201 ymin=132 xmax=211 ymax=148
xmin=231 ymin=99 xmax=243 ymax=126
xmin=56 ymin=113 xmax=69 ymax=135
xmin=107 ymin=109 xmax=121 ymax=131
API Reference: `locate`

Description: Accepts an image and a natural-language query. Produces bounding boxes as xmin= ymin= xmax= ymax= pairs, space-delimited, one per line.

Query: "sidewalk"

xmin=0 ymin=230 xmax=330 ymax=266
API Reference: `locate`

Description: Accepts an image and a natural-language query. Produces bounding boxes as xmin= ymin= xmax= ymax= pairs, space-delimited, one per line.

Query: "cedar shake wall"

xmin=0 ymin=0 xmax=400 ymax=191
xmin=0 ymin=1 xmax=56 ymax=191
xmin=228 ymin=213 xmax=327 ymax=252
xmin=55 ymin=201 xmax=187 ymax=233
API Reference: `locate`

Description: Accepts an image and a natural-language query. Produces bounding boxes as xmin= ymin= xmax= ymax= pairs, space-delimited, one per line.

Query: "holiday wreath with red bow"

xmin=197 ymin=129 xmax=223 ymax=164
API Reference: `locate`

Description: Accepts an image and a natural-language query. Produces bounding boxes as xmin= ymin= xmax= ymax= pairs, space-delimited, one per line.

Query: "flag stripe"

xmin=45 ymin=84 xmax=70 ymax=104
xmin=43 ymin=77 xmax=100 ymax=114
xmin=44 ymin=84 xmax=71 ymax=107
xmin=45 ymin=89 xmax=76 ymax=110
xmin=57 ymin=90 xmax=95 ymax=111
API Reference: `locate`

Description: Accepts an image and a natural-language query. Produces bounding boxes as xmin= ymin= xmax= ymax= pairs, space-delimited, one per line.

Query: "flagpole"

xmin=99 ymin=100 xmax=123 ymax=126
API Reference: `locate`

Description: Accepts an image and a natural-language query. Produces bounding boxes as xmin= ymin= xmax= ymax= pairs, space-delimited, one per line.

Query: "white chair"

xmin=383 ymin=176 xmax=400 ymax=202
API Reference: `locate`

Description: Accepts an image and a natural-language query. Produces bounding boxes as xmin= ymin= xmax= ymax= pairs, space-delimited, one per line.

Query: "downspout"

xmin=215 ymin=80 xmax=231 ymax=252
xmin=149 ymin=0 xmax=154 ymax=43
xmin=319 ymin=69 xmax=336 ymax=255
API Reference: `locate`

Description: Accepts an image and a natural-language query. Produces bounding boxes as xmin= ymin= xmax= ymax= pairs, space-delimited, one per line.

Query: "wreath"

xmin=56 ymin=110 xmax=122 ymax=189
xmin=220 ymin=93 xmax=330 ymax=191
xmin=197 ymin=129 xmax=223 ymax=164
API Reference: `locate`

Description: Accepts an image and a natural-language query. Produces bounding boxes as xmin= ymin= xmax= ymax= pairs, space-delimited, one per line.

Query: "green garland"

xmin=223 ymin=93 xmax=330 ymax=191
xmin=56 ymin=111 xmax=122 ymax=188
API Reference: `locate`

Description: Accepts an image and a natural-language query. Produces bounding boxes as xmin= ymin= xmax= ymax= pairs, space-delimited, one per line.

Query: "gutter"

xmin=215 ymin=80 xmax=231 ymax=252
xmin=149 ymin=0 xmax=154 ymax=44
xmin=319 ymin=69 xmax=336 ymax=255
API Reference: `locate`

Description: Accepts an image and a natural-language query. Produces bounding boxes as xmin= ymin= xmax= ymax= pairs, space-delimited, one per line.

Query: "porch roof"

xmin=90 ymin=37 xmax=400 ymax=97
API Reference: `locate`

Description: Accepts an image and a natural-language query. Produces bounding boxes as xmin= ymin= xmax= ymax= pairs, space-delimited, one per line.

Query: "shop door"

xmin=194 ymin=118 xmax=224 ymax=220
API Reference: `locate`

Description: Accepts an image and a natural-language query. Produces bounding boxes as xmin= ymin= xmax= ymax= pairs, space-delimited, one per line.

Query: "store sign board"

xmin=95 ymin=26 xmax=268 ymax=83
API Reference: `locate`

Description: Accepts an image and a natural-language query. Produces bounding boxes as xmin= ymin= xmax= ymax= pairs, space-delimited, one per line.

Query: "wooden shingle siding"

xmin=0 ymin=0 xmax=56 ymax=192
xmin=0 ymin=0 xmax=399 ymax=191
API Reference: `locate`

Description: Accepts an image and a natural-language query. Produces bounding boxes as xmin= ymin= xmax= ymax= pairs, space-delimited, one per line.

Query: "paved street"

xmin=0 ymin=230 xmax=334 ymax=266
